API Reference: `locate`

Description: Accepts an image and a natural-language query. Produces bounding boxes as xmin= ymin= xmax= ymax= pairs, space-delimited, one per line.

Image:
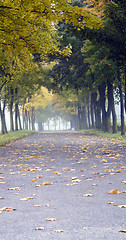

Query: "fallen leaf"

xmin=31 ymin=179 xmax=38 ymax=182
xmin=54 ymin=171 xmax=61 ymax=175
xmin=8 ymin=187 xmax=21 ymax=191
xmin=70 ymin=177 xmax=78 ymax=180
xmin=107 ymin=202 xmax=115 ymax=204
xmin=118 ymin=205 xmax=126 ymax=208
xmin=118 ymin=230 xmax=126 ymax=233
xmin=35 ymin=227 xmax=44 ymax=230
xmin=121 ymin=181 xmax=126 ymax=184
xmin=35 ymin=184 xmax=43 ymax=187
xmin=116 ymin=169 xmax=123 ymax=173
xmin=83 ymin=194 xmax=93 ymax=197
xmin=101 ymin=159 xmax=108 ymax=163
xmin=109 ymin=190 xmax=120 ymax=194
xmin=92 ymin=172 xmax=100 ymax=175
xmin=43 ymin=182 xmax=53 ymax=185
xmin=20 ymin=197 xmax=34 ymax=201
xmin=33 ymin=205 xmax=41 ymax=207
xmin=0 ymin=197 xmax=5 ymax=200
xmin=72 ymin=179 xmax=81 ymax=183
xmin=0 ymin=207 xmax=16 ymax=212
xmin=54 ymin=230 xmax=65 ymax=233
xmin=46 ymin=218 xmax=57 ymax=221
xmin=83 ymin=227 xmax=88 ymax=230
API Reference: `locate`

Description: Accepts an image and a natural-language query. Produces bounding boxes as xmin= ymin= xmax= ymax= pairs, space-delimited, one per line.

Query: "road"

xmin=0 ymin=132 xmax=126 ymax=240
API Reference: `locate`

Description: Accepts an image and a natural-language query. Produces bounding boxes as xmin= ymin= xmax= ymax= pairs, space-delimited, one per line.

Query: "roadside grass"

xmin=0 ymin=130 xmax=36 ymax=146
xmin=82 ymin=129 xmax=126 ymax=144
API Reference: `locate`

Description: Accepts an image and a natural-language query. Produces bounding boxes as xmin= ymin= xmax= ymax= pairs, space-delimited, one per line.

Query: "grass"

xmin=81 ymin=129 xmax=126 ymax=145
xmin=0 ymin=130 xmax=36 ymax=146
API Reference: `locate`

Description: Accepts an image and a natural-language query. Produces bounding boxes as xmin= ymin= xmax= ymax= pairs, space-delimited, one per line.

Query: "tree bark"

xmin=3 ymin=99 xmax=8 ymax=134
xmin=25 ymin=109 xmax=28 ymax=130
xmin=18 ymin=106 xmax=22 ymax=130
xmin=99 ymin=83 xmax=107 ymax=131
xmin=0 ymin=100 xmax=5 ymax=134
xmin=87 ymin=94 xmax=91 ymax=128
xmin=10 ymin=88 xmax=14 ymax=131
xmin=107 ymin=82 xmax=117 ymax=133
xmin=118 ymin=67 xmax=125 ymax=135
xmin=15 ymin=88 xmax=18 ymax=131
xmin=31 ymin=107 xmax=35 ymax=130
xmin=91 ymin=93 xmax=95 ymax=128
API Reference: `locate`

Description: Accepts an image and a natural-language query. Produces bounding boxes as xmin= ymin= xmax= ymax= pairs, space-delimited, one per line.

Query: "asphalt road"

xmin=0 ymin=131 xmax=126 ymax=240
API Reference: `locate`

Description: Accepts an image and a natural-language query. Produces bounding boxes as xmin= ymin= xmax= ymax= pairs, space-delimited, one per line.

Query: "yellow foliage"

xmin=25 ymin=87 xmax=55 ymax=111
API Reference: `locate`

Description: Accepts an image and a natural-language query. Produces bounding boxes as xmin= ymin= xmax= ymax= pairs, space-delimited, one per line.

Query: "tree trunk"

xmin=25 ymin=109 xmax=28 ymax=130
xmin=10 ymin=88 xmax=14 ymax=131
xmin=99 ymin=83 xmax=107 ymax=131
xmin=91 ymin=93 xmax=95 ymax=128
xmin=125 ymin=67 xmax=126 ymax=113
xmin=15 ymin=88 xmax=18 ymax=131
xmin=96 ymin=100 xmax=101 ymax=129
xmin=81 ymin=106 xmax=88 ymax=129
xmin=18 ymin=106 xmax=22 ymax=130
xmin=22 ymin=103 xmax=25 ymax=129
xmin=3 ymin=99 xmax=8 ymax=134
xmin=31 ymin=107 xmax=35 ymax=130
xmin=38 ymin=122 xmax=43 ymax=131
xmin=118 ymin=67 xmax=125 ymax=135
xmin=0 ymin=99 xmax=8 ymax=134
xmin=108 ymin=82 xmax=117 ymax=133
xmin=15 ymin=102 xmax=18 ymax=131
xmin=87 ymin=94 xmax=90 ymax=128
xmin=0 ymin=100 xmax=5 ymax=134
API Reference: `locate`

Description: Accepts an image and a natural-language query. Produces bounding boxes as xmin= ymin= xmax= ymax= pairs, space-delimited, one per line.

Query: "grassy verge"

xmin=81 ymin=129 xmax=126 ymax=144
xmin=0 ymin=130 xmax=36 ymax=146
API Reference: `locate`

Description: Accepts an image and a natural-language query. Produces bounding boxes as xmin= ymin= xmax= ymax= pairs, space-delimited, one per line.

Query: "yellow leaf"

xmin=46 ymin=218 xmax=57 ymax=221
xmin=8 ymin=187 xmax=21 ymax=191
xmin=121 ymin=181 xmax=126 ymax=184
xmin=108 ymin=190 xmax=120 ymax=194
xmin=101 ymin=159 xmax=108 ymax=163
xmin=35 ymin=227 xmax=44 ymax=230
xmin=54 ymin=230 xmax=65 ymax=233
xmin=43 ymin=182 xmax=53 ymax=185
xmin=84 ymin=194 xmax=93 ymax=197
xmin=20 ymin=197 xmax=34 ymax=201
xmin=118 ymin=205 xmax=126 ymax=208
xmin=116 ymin=169 xmax=122 ymax=173
xmin=54 ymin=171 xmax=61 ymax=175
xmin=92 ymin=172 xmax=100 ymax=175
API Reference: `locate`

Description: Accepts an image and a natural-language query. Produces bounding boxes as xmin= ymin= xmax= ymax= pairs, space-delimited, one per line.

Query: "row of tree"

xmin=0 ymin=0 xmax=126 ymax=134
xmin=0 ymin=0 xmax=103 ymax=134
xmin=48 ymin=0 xmax=126 ymax=135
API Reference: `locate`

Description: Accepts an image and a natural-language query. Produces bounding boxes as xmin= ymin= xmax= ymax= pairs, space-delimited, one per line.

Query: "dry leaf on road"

xmin=35 ymin=227 xmax=44 ymax=230
xmin=118 ymin=205 xmax=126 ymax=208
xmin=8 ymin=187 xmax=21 ymax=191
xmin=46 ymin=218 xmax=58 ymax=221
xmin=20 ymin=197 xmax=34 ymax=201
xmin=43 ymin=182 xmax=53 ymax=185
xmin=83 ymin=194 xmax=93 ymax=197
xmin=118 ymin=230 xmax=126 ymax=233
xmin=109 ymin=190 xmax=120 ymax=194
xmin=0 ymin=207 xmax=16 ymax=212
xmin=54 ymin=230 xmax=65 ymax=233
